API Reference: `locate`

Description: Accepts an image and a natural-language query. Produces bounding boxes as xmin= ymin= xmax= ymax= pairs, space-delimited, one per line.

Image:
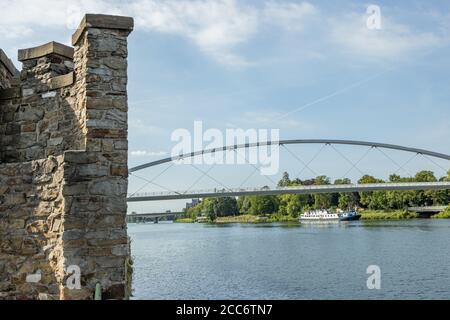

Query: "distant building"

xmin=186 ymin=198 xmax=200 ymax=209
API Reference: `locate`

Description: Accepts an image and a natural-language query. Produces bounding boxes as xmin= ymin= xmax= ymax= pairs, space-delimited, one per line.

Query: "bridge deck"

xmin=127 ymin=212 xmax=184 ymax=218
xmin=127 ymin=182 xmax=450 ymax=202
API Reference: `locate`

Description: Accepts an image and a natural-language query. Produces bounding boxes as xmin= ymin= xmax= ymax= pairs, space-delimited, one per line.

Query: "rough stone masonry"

xmin=0 ymin=14 xmax=134 ymax=300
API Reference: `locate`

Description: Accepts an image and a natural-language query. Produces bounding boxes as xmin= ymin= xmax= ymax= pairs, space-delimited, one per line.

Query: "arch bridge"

xmin=127 ymin=139 xmax=450 ymax=202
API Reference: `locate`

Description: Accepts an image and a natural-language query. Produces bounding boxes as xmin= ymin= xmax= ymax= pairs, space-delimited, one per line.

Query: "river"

xmin=128 ymin=220 xmax=450 ymax=299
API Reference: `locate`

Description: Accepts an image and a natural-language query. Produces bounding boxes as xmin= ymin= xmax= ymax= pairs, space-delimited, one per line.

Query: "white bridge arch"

xmin=127 ymin=139 xmax=450 ymax=202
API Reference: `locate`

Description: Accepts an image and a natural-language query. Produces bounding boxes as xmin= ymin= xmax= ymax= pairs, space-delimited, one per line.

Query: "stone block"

xmin=48 ymin=72 xmax=74 ymax=90
xmin=18 ymin=41 xmax=74 ymax=62
xmin=89 ymin=180 xmax=127 ymax=196
xmin=4 ymin=193 xmax=26 ymax=205
xmin=72 ymin=14 xmax=134 ymax=45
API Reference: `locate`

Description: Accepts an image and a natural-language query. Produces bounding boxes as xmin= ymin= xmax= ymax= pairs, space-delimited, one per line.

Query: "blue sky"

xmin=1 ymin=0 xmax=449 ymax=212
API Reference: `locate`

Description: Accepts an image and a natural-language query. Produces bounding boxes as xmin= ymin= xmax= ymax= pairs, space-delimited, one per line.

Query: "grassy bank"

xmin=176 ymin=214 xmax=299 ymax=224
xmin=215 ymin=214 xmax=297 ymax=224
xmin=359 ymin=210 xmax=418 ymax=220
xmin=174 ymin=218 xmax=196 ymax=223
xmin=431 ymin=208 xmax=450 ymax=219
xmin=215 ymin=214 xmax=261 ymax=224
xmin=175 ymin=208 xmax=450 ymax=224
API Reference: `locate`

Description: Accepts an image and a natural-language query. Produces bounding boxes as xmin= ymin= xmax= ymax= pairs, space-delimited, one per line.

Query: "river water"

xmin=128 ymin=220 xmax=450 ymax=299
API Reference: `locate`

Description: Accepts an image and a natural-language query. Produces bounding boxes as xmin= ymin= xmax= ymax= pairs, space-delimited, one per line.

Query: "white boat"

xmin=299 ymin=209 xmax=340 ymax=221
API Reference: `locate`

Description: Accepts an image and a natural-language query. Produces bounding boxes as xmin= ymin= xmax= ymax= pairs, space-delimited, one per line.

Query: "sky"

xmin=1 ymin=0 xmax=449 ymax=212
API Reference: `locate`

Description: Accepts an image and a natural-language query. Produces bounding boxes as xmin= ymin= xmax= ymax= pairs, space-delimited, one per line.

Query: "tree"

xmin=386 ymin=190 xmax=416 ymax=209
xmin=389 ymin=174 xmax=402 ymax=182
xmin=202 ymin=198 xmax=215 ymax=215
xmin=278 ymin=194 xmax=309 ymax=217
xmin=313 ymin=175 xmax=332 ymax=209
xmin=278 ymin=172 xmax=291 ymax=187
xmin=444 ymin=170 xmax=450 ymax=182
xmin=358 ymin=175 xmax=387 ymax=209
xmin=334 ymin=178 xmax=353 ymax=208
xmin=338 ymin=193 xmax=360 ymax=210
xmin=207 ymin=210 xmax=217 ymax=222
xmin=211 ymin=197 xmax=239 ymax=217
xmin=237 ymin=196 xmax=247 ymax=213
xmin=412 ymin=171 xmax=439 ymax=206
xmin=415 ymin=171 xmax=437 ymax=182
xmin=249 ymin=195 xmax=279 ymax=215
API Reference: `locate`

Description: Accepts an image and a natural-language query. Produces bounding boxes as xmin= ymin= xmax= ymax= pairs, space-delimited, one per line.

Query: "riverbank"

xmin=175 ymin=214 xmax=298 ymax=224
xmin=359 ymin=210 xmax=417 ymax=220
xmin=174 ymin=208 xmax=450 ymax=224
xmin=215 ymin=214 xmax=298 ymax=224
xmin=361 ymin=208 xmax=450 ymax=219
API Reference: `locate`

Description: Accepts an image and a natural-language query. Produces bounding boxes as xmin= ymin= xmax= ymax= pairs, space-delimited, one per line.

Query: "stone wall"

xmin=0 ymin=49 xmax=18 ymax=89
xmin=0 ymin=43 xmax=83 ymax=163
xmin=0 ymin=14 xmax=133 ymax=300
xmin=0 ymin=156 xmax=65 ymax=299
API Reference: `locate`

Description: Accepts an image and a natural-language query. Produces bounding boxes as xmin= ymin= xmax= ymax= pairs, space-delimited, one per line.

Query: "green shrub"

xmin=432 ymin=206 xmax=450 ymax=219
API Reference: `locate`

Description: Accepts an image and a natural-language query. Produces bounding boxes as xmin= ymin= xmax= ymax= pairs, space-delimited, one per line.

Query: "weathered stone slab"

xmin=72 ymin=14 xmax=134 ymax=45
xmin=48 ymin=72 xmax=74 ymax=90
xmin=18 ymin=41 xmax=74 ymax=62
xmin=0 ymin=49 xmax=19 ymax=76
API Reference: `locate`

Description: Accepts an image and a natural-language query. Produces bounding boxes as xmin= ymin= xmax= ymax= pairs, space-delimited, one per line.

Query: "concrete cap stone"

xmin=18 ymin=41 xmax=74 ymax=62
xmin=72 ymin=14 xmax=134 ymax=45
xmin=0 ymin=49 xmax=19 ymax=76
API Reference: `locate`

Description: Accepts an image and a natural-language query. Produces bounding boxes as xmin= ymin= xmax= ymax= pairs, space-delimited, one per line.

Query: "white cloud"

xmin=0 ymin=1 xmax=447 ymax=66
xmin=130 ymin=0 xmax=260 ymax=66
xmin=130 ymin=150 xmax=167 ymax=157
xmin=328 ymin=13 xmax=443 ymax=60
xmin=0 ymin=0 xmax=316 ymax=66
xmin=263 ymin=1 xmax=316 ymax=31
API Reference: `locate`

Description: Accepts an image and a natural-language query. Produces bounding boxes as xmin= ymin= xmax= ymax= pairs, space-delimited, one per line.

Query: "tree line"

xmin=183 ymin=170 xmax=450 ymax=220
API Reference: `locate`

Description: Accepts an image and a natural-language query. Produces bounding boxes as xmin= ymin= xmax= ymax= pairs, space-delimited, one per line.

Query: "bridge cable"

xmin=342 ymin=146 xmax=374 ymax=179
xmin=281 ymin=144 xmax=318 ymax=176
xmin=393 ymin=153 xmax=419 ymax=176
xmin=129 ymin=171 xmax=181 ymax=196
xmin=238 ymin=166 xmax=260 ymax=188
xmin=223 ymin=148 xmax=261 ymax=188
xmin=184 ymin=163 xmax=217 ymax=194
xmin=374 ymin=147 xmax=413 ymax=177
xmin=419 ymin=154 xmax=448 ymax=175
xmin=128 ymin=162 xmax=177 ymax=197
xmin=329 ymin=144 xmax=365 ymax=177
xmin=232 ymin=148 xmax=278 ymax=187
xmin=188 ymin=163 xmax=233 ymax=192
xmin=295 ymin=144 xmax=327 ymax=178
